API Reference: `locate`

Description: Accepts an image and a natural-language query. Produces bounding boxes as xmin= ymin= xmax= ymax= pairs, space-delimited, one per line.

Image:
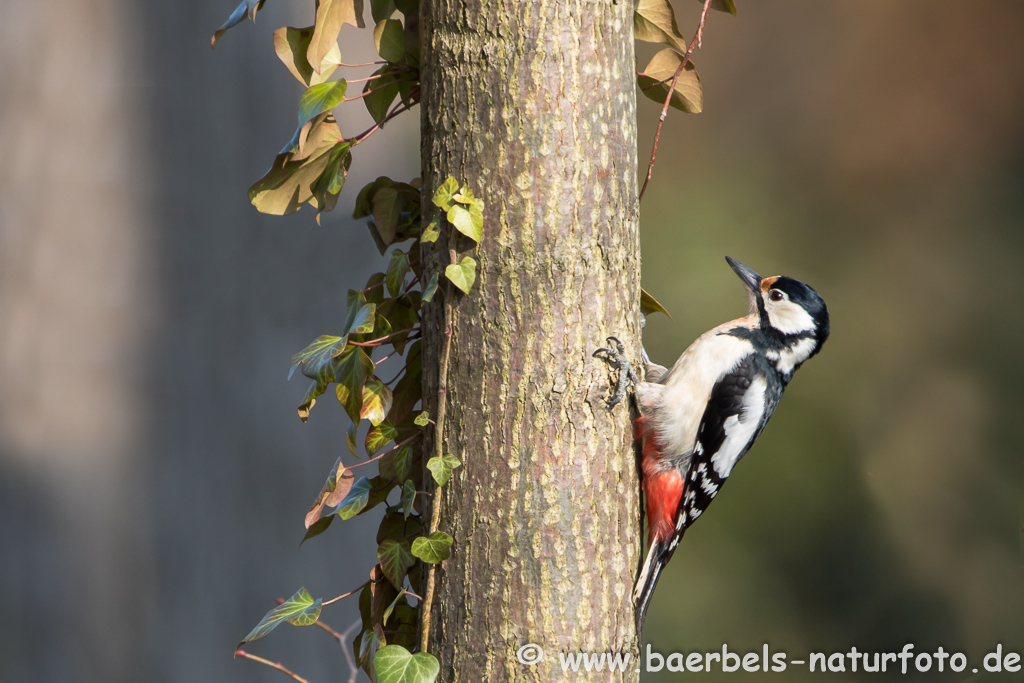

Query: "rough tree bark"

xmin=419 ymin=1 xmax=642 ymax=680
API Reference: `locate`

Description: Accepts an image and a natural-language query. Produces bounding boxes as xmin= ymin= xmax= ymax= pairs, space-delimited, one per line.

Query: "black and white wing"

xmin=676 ymin=353 xmax=781 ymax=536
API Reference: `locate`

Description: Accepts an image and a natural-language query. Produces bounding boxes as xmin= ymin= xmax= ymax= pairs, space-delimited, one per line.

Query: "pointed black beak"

xmin=726 ymin=256 xmax=762 ymax=293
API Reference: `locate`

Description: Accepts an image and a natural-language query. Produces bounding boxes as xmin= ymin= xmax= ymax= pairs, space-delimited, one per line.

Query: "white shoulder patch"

xmin=709 ymin=375 xmax=767 ymax=478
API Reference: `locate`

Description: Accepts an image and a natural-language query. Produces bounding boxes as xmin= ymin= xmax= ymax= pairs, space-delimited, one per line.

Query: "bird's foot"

xmin=593 ymin=336 xmax=638 ymax=408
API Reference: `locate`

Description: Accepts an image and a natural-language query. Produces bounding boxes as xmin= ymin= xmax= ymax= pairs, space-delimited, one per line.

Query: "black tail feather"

xmin=634 ymin=539 xmax=672 ymax=634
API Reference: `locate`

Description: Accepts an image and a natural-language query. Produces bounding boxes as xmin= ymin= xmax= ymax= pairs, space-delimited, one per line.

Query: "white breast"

xmin=646 ymin=317 xmax=756 ymax=460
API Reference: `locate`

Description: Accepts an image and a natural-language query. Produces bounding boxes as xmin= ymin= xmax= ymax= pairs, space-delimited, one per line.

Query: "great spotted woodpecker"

xmin=595 ymin=257 xmax=829 ymax=632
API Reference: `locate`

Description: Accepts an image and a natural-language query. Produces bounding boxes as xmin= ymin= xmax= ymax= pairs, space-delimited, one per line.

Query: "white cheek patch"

xmin=710 ymin=376 xmax=766 ymax=479
xmin=766 ymin=300 xmax=817 ymax=334
xmin=777 ymin=337 xmax=818 ymax=375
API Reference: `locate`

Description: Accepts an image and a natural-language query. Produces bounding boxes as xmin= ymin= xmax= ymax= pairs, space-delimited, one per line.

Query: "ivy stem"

xmin=638 ymin=0 xmax=713 ymax=203
xmin=344 ymin=72 xmax=386 ymax=84
xmin=375 ymin=348 xmax=400 ymax=365
xmin=234 ymin=650 xmax=311 ymax=683
xmin=313 ymin=619 xmax=344 ymax=642
xmin=314 ymin=620 xmax=361 ymax=683
xmin=337 ymin=620 xmax=362 ymax=683
xmin=348 ymin=432 xmax=422 ymax=470
xmin=348 ymin=328 xmax=418 ymax=347
xmin=381 ymin=342 xmax=423 ymax=384
xmin=323 ymin=579 xmax=371 ymax=606
xmin=418 ymin=224 xmax=458 ymax=653
xmin=342 ymin=76 xmax=420 ymax=101
xmin=348 ymin=102 xmax=416 ymax=146
xmin=336 ymin=59 xmax=387 ymax=68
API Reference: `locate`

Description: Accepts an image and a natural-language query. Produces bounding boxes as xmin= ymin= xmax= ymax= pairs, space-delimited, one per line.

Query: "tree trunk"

xmin=419 ymin=1 xmax=642 ymax=680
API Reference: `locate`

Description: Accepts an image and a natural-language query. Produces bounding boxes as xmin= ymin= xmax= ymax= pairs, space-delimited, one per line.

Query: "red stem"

xmin=347 ymin=328 xmax=418 ymax=347
xmin=638 ymin=0 xmax=713 ymax=203
xmin=347 ymin=432 xmax=422 ymax=470
xmin=347 ymin=102 xmax=416 ymax=145
xmin=323 ymin=579 xmax=371 ymax=607
xmin=235 ymin=651 xmax=311 ymax=683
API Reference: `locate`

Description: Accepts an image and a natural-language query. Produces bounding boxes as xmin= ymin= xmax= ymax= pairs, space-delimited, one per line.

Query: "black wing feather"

xmin=676 ymin=353 xmax=780 ymax=534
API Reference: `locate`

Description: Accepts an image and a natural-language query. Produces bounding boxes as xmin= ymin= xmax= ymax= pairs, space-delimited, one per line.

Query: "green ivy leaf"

xmin=237 ymin=587 xmax=322 ymax=648
xmin=373 ymin=19 xmax=405 ymax=63
xmin=356 ymin=627 xmax=383 ymax=680
xmin=337 ymin=476 xmax=373 ymax=520
xmin=361 ymin=376 xmax=393 ymax=426
xmin=300 ymin=514 xmax=334 ymax=546
xmin=346 ymin=421 xmax=359 ymax=456
xmin=298 ymin=380 xmax=327 ymax=422
xmin=634 ymin=0 xmax=689 ymax=54
xmin=310 ymin=141 xmax=353 ymax=221
xmin=421 ymin=273 xmax=439 ymax=303
xmin=640 ymin=287 xmax=672 ymax=318
xmin=377 ymin=539 xmax=415 ymax=588
xmin=361 ymin=476 xmax=394 ymax=515
xmin=413 ymin=411 xmax=429 ymax=426
xmin=451 ymin=187 xmax=478 ymax=205
xmin=637 ymin=49 xmax=703 ymax=114
xmin=345 ymin=288 xmax=368 ymax=329
xmin=421 ymin=218 xmax=440 ymax=243
xmin=386 ymin=250 xmax=411 ymax=298
xmin=363 ymin=271 xmax=387 ymax=304
xmin=364 ymin=72 xmax=401 ymax=124
xmin=290 ymin=334 xmax=348 ymax=382
xmin=447 ymin=204 xmax=482 ymax=242
xmin=400 ymin=480 xmax=416 ymax=519
xmin=273 ymin=26 xmax=341 ymax=86
xmin=368 ymin=563 xmax=398 ymax=629
xmin=380 ymin=445 xmax=414 ymax=483
xmin=250 ymin=114 xmax=345 ymax=215
xmin=374 ymin=645 xmax=440 ymax=683
xmin=298 ymin=80 xmax=348 ymax=131
xmin=432 ymin=177 xmax=459 ymax=211
xmin=305 ymin=142 xmax=350 ymax=222
xmin=382 ymin=589 xmax=407 ymax=625
xmin=373 ymin=186 xmax=401 ymax=246
xmin=371 ymin=0 xmax=396 ymax=22
xmin=348 ymin=303 xmax=377 ymax=335
xmin=211 ymin=0 xmax=265 ymax=49
xmin=389 ymin=342 xmax=422 ymax=423
xmin=410 ymin=532 xmax=453 ymax=564
xmin=335 ymin=346 xmax=374 ymax=423
xmin=354 ymin=177 xmax=382 ymax=219
xmin=426 ymin=453 xmax=461 ymax=486
xmin=366 ymin=420 xmax=398 ymax=455
xmin=701 ymin=0 xmax=737 ymax=15
xmin=394 ymin=0 xmax=418 ymax=18
xmin=382 ymin=299 xmax=418 ymax=353
xmin=377 ymin=512 xmax=421 ymax=544
xmin=444 ymin=256 xmax=477 ymax=294
xmin=308 ymin=0 xmax=365 ymax=75
xmin=304 ymin=456 xmax=354 ymax=528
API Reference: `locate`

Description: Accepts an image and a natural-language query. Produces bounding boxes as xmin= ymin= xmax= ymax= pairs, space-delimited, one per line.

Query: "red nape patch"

xmin=634 ymin=415 xmax=684 ymax=543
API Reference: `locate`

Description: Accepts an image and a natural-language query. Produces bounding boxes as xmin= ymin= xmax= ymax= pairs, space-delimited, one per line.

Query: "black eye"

xmin=769 ymin=290 xmax=784 ymax=302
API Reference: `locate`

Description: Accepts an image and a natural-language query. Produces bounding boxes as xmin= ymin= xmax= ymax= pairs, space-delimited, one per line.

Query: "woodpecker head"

xmin=726 ymin=257 xmax=830 ymax=354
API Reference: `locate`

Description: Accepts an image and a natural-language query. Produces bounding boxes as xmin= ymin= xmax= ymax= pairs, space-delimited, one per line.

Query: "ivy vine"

xmin=212 ymin=0 xmax=733 ymax=681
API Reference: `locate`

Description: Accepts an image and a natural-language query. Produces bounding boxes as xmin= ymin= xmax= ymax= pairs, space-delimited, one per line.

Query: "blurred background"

xmin=1 ymin=1 xmax=1021 ymax=681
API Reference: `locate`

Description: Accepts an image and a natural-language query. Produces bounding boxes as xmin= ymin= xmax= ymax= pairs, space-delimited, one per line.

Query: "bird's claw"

xmin=593 ymin=336 xmax=638 ymax=408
